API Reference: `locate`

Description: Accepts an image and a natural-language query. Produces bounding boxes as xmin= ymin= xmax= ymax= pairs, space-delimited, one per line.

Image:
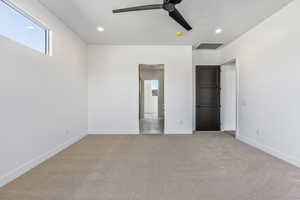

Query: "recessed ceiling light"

xmin=215 ymin=28 xmax=223 ymax=34
xmin=97 ymin=26 xmax=104 ymax=32
xmin=26 ymin=26 xmax=34 ymax=30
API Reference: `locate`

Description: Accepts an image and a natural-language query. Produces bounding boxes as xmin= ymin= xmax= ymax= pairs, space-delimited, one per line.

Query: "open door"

xmin=221 ymin=60 xmax=237 ymax=135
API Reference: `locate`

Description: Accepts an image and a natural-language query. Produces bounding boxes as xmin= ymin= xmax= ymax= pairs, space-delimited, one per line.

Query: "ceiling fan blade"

xmin=169 ymin=0 xmax=183 ymax=4
xmin=113 ymin=4 xmax=163 ymax=13
xmin=169 ymin=8 xmax=192 ymax=31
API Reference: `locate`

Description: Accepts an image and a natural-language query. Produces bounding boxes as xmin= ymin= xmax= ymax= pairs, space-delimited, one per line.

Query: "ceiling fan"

xmin=112 ymin=0 xmax=192 ymax=31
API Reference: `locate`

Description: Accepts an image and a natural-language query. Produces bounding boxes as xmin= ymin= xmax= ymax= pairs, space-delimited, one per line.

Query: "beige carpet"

xmin=1 ymin=132 xmax=300 ymax=200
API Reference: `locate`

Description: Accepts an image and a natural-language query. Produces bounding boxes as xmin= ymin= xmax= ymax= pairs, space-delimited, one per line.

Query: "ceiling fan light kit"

xmin=113 ymin=0 xmax=192 ymax=31
xmin=176 ymin=32 xmax=184 ymax=36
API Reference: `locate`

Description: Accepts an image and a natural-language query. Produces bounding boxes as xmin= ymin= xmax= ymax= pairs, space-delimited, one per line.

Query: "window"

xmin=151 ymin=80 xmax=159 ymax=90
xmin=151 ymin=80 xmax=159 ymax=96
xmin=0 ymin=0 xmax=50 ymax=54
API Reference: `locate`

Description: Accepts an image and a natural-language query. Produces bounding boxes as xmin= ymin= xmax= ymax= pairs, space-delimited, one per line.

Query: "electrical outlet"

xmin=242 ymin=99 xmax=247 ymax=106
xmin=256 ymin=129 xmax=260 ymax=136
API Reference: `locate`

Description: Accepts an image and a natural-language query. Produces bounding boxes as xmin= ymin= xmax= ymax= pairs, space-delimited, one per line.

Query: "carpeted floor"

xmin=1 ymin=132 xmax=300 ymax=200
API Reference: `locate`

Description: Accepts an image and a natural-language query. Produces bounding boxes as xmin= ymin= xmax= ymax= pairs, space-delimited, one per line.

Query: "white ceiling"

xmin=39 ymin=0 xmax=293 ymax=46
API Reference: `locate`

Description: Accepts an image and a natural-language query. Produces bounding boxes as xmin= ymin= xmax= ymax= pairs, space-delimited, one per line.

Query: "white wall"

xmin=220 ymin=0 xmax=300 ymax=167
xmin=193 ymin=50 xmax=220 ymax=66
xmin=88 ymin=45 xmax=193 ymax=134
xmin=221 ymin=63 xmax=237 ymax=131
xmin=0 ymin=0 xmax=87 ymax=187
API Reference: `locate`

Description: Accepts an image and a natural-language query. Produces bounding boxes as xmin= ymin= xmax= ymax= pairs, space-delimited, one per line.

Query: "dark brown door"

xmin=196 ymin=66 xmax=221 ymax=131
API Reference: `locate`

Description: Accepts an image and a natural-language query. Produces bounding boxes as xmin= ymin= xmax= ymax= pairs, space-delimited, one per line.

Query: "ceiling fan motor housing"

xmin=163 ymin=3 xmax=175 ymax=12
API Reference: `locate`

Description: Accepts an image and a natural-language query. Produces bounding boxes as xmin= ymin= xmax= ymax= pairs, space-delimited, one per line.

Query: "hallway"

xmin=139 ymin=118 xmax=164 ymax=134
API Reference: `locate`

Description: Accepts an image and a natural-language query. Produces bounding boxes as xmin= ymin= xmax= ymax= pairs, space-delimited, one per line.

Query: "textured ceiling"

xmin=39 ymin=0 xmax=294 ymax=46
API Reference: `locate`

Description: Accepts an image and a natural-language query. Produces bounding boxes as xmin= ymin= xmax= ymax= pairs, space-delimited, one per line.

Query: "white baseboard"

xmin=222 ymin=129 xmax=236 ymax=132
xmin=237 ymin=135 xmax=300 ymax=168
xmin=88 ymin=130 xmax=193 ymax=135
xmin=88 ymin=130 xmax=140 ymax=135
xmin=165 ymin=130 xmax=193 ymax=135
xmin=0 ymin=133 xmax=87 ymax=188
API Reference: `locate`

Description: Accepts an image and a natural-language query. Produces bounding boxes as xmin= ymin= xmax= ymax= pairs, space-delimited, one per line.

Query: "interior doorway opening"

xmin=139 ymin=64 xmax=165 ymax=134
xmin=221 ymin=60 xmax=238 ymax=137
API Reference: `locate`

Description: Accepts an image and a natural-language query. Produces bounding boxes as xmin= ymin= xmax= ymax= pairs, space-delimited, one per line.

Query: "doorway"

xmin=139 ymin=64 xmax=164 ymax=134
xmin=221 ymin=60 xmax=238 ymax=135
xmin=195 ymin=66 xmax=221 ymax=131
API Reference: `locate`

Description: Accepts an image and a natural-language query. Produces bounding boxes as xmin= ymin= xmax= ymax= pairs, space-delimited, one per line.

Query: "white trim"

xmin=88 ymin=130 xmax=140 ymax=135
xmin=0 ymin=133 xmax=87 ymax=188
xmin=237 ymin=135 xmax=300 ymax=168
xmin=222 ymin=129 xmax=236 ymax=132
xmin=235 ymin=59 xmax=240 ymax=137
xmin=164 ymin=130 xmax=193 ymax=135
xmin=88 ymin=130 xmax=193 ymax=135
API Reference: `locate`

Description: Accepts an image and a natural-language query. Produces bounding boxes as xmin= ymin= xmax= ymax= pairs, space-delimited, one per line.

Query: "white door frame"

xmin=220 ymin=58 xmax=240 ymax=137
xmin=138 ymin=64 xmax=165 ymax=134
